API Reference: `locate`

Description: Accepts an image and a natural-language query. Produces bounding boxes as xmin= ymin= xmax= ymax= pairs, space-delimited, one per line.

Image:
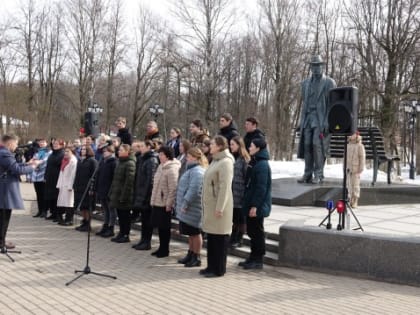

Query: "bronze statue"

xmin=297 ymin=55 xmax=336 ymax=184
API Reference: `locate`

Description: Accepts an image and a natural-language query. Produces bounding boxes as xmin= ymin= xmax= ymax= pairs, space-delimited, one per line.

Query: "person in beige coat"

xmin=200 ymin=135 xmax=234 ymax=278
xmin=56 ymin=146 xmax=78 ymax=223
xmin=346 ymin=132 xmax=366 ymax=208
xmin=150 ymin=146 xmax=180 ymax=258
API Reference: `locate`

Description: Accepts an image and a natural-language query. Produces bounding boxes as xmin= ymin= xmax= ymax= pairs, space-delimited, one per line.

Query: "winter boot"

xmin=185 ymin=253 xmax=201 ymax=267
xmin=101 ymin=226 xmax=115 ymax=238
xmin=177 ymin=250 xmax=193 ymax=264
xmin=75 ymin=220 xmax=88 ymax=231
xmin=96 ymin=224 xmax=109 ymax=236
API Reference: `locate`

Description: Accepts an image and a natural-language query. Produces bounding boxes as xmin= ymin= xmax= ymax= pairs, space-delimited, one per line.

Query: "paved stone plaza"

xmin=1 ymin=183 xmax=420 ymax=314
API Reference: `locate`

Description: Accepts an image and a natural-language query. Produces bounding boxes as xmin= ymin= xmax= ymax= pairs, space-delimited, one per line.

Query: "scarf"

xmin=37 ymin=147 xmax=48 ymax=160
xmin=60 ymin=157 xmax=70 ymax=171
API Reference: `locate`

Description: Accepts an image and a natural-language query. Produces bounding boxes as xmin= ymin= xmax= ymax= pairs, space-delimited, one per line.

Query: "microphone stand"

xmin=66 ymin=155 xmax=117 ymax=286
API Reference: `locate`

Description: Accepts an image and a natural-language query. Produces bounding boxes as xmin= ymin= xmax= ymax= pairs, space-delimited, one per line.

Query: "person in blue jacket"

xmin=0 ymin=134 xmax=35 ymax=250
xmin=239 ymin=138 xmax=272 ymax=270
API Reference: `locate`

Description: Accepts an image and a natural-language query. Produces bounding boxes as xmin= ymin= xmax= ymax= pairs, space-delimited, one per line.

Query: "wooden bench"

xmin=329 ymin=126 xmax=400 ymax=185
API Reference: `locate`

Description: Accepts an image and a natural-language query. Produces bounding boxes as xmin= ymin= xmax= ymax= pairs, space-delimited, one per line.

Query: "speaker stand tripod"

xmin=319 ymin=134 xmax=363 ymax=231
xmin=65 ymin=158 xmax=117 ymax=286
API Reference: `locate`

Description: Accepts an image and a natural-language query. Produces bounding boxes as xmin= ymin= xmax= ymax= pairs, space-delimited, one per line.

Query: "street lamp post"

xmin=87 ymin=102 xmax=104 ymax=114
xmin=149 ymin=104 xmax=164 ymax=119
xmin=404 ymin=101 xmax=420 ymax=180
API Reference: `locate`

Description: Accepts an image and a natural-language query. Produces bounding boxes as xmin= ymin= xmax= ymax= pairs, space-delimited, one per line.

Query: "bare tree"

xmin=102 ymin=0 xmax=125 ymax=132
xmin=259 ymin=0 xmax=303 ymax=159
xmin=36 ymin=3 xmax=66 ymax=137
xmin=66 ymin=0 xmax=107 ymax=125
xmin=130 ymin=5 xmax=164 ymax=135
xmin=173 ymin=0 xmax=236 ymax=127
xmin=346 ymin=0 xmax=420 ymax=144
xmin=0 ymin=23 xmax=19 ymax=133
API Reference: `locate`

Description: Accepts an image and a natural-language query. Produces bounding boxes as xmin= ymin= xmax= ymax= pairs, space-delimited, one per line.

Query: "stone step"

xmin=90 ymin=211 xmax=280 ymax=266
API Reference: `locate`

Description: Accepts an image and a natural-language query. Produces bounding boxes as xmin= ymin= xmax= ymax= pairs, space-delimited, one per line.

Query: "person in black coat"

xmin=243 ymin=117 xmax=266 ymax=152
xmin=116 ymin=116 xmax=133 ymax=145
xmin=94 ymin=145 xmax=117 ymax=237
xmin=73 ymin=145 xmax=98 ymax=231
xmin=132 ymin=140 xmax=159 ymax=250
xmin=145 ymin=120 xmax=163 ymax=143
xmin=166 ymin=127 xmax=181 ymax=158
xmin=239 ymin=138 xmax=272 ymax=270
xmin=44 ymin=139 xmax=65 ymax=221
xmin=218 ymin=113 xmax=240 ymax=144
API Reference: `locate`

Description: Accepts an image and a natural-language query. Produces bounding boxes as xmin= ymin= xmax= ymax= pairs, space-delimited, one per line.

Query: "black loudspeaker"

xmin=327 ymin=86 xmax=358 ymax=134
xmin=84 ymin=112 xmax=100 ymax=137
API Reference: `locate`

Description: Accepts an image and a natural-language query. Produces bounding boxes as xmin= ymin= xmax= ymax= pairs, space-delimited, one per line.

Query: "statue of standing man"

xmin=297 ymin=55 xmax=336 ymax=184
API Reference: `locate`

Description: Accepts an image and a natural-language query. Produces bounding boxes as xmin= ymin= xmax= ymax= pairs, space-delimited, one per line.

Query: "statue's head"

xmin=309 ymin=55 xmax=325 ymax=77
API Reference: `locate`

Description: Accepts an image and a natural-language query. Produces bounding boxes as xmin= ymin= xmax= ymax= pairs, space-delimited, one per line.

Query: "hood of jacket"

xmin=252 ymin=148 xmax=270 ymax=161
xmin=162 ymin=158 xmax=181 ymax=170
xmin=141 ymin=150 xmax=157 ymax=161
xmin=119 ymin=153 xmax=136 ymax=163
xmin=212 ymin=149 xmax=235 ymax=163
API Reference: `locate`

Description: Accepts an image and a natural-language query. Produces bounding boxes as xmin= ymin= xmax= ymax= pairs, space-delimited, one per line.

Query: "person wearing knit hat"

xmin=239 ymin=137 xmax=272 ymax=270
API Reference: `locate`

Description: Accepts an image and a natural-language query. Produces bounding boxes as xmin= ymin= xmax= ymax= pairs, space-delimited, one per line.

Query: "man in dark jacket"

xmin=132 ymin=140 xmax=159 ymax=250
xmin=44 ymin=139 xmax=65 ymax=221
xmin=218 ymin=113 xmax=240 ymax=144
xmin=116 ymin=117 xmax=133 ymax=145
xmin=0 ymin=134 xmax=35 ymax=253
xmin=94 ymin=145 xmax=117 ymax=237
xmin=240 ymin=138 xmax=271 ymax=270
xmin=243 ymin=117 xmax=266 ymax=152
xmin=130 ymin=140 xmax=143 ymax=223
xmin=145 ymin=121 xmax=163 ymax=143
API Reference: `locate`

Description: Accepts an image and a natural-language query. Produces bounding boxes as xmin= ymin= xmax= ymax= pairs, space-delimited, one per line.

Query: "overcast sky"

xmin=1 ymin=0 xmax=257 ymax=31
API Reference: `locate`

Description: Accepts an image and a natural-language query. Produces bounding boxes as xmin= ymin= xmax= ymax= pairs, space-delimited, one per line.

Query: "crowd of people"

xmin=1 ymin=114 xmax=272 ymax=277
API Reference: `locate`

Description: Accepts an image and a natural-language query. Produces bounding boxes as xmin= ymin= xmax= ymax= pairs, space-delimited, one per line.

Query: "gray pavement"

xmin=1 ymin=182 xmax=420 ymax=314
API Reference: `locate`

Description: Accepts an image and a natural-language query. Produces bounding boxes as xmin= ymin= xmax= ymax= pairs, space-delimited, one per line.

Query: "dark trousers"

xmin=246 ymin=216 xmax=265 ymax=261
xmin=140 ymin=207 xmax=153 ymax=243
xmin=117 ymin=209 xmax=131 ymax=237
xmin=100 ymin=198 xmax=116 ymax=226
xmin=34 ymin=182 xmax=46 ymax=214
xmin=64 ymin=207 xmax=74 ymax=222
xmin=0 ymin=209 xmax=12 ymax=248
xmin=206 ymin=234 xmax=229 ymax=276
xmin=157 ymin=228 xmax=171 ymax=254
xmin=45 ymin=198 xmax=58 ymax=217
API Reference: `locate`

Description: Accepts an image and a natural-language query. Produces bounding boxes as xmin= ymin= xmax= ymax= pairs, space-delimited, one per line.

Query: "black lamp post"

xmin=148 ymin=104 xmax=164 ymax=119
xmin=404 ymin=101 xmax=420 ymax=180
xmin=87 ymin=102 xmax=104 ymax=114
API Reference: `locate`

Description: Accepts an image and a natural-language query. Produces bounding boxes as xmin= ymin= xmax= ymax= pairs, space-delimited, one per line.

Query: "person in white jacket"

xmin=56 ymin=146 xmax=78 ymax=224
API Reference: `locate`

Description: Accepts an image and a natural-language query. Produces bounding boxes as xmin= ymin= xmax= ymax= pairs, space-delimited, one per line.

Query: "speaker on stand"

xmin=327 ymin=86 xmax=358 ymax=135
xmin=326 ymin=86 xmax=363 ymax=231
